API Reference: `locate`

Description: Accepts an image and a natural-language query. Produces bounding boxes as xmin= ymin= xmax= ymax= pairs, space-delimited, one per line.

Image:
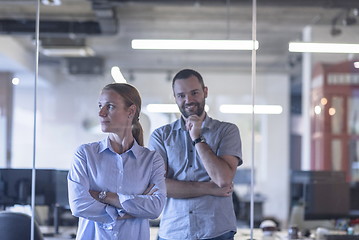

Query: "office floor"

xmin=41 ymin=226 xmax=289 ymax=240
xmin=41 ymin=226 xmax=160 ymax=240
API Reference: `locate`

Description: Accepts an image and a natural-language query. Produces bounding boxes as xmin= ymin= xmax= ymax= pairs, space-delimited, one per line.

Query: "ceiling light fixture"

xmin=219 ymin=104 xmax=283 ymax=114
xmin=41 ymin=0 xmax=61 ymax=6
xmin=12 ymin=77 xmax=20 ymax=85
xmin=146 ymin=104 xmax=209 ymax=113
xmin=132 ymin=39 xmax=259 ymax=51
xmin=40 ymin=46 xmax=95 ymax=57
xmin=289 ymin=42 xmax=359 ymax=53
xmin=111 ymin=66 xmax=127 ymax=83
xmin=354 ymin=62 xmax=359 ymax=68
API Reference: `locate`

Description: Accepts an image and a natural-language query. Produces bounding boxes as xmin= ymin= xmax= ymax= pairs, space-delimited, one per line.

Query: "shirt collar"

xmin=98 ymin=136 xmax=142 ymax=158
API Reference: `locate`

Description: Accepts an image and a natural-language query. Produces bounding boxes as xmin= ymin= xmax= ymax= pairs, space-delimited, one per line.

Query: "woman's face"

xmin=98 ymin=89 xmax=133 ymax=134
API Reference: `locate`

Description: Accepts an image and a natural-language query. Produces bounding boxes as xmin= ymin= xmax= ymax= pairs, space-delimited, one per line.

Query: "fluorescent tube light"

xmin=289 ymin=42 xmax=359 ymax=53
xmin=40 ymin=46 xmax=95 ymax=57
xmin=146 ymin=104 xmax=209 ymax=113
xmin=220 ymin=104 xmax=283 ymax=114
xmin=111 ymin=66 xmax=127 ymax=83
xmin=132 ymin=39 xmax=259 ymax=51
xmin=354 ymin=62 xmax=359 ymax=69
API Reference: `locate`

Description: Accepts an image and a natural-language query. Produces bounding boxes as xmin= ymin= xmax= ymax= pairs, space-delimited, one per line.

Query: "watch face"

xmin=99 ymin=191 xmax=107 ymax=200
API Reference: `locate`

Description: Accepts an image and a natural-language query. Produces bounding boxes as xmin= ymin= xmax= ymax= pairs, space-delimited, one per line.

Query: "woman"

xmin=68 ymin=83 xmax=166 ymax=240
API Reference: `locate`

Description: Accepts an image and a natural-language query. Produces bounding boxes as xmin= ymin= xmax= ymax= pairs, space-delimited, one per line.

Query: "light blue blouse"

xmin=68 ymin=137 xmax=166 ymax=240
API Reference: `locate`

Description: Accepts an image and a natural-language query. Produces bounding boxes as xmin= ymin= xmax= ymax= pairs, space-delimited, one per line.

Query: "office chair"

xmin=0 ymin=211 xmax=44 ymax=240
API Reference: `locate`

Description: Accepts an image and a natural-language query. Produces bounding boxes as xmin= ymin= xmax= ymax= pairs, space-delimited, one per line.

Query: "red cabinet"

xmin=311 ymin=60 xmax=359 ymax=181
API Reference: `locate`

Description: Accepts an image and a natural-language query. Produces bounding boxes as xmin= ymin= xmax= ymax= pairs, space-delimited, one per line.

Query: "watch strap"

xmin=192 ymin=136 xmax=206 ymax=146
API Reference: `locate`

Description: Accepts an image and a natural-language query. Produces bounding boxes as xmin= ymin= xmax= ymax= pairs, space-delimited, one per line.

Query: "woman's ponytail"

xmin=132 ymin=119 xmax=144 ymax=146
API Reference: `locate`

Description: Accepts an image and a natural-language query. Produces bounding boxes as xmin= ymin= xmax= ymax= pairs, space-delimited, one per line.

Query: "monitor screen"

xmin=304 ymin=181 xmax=350 ymax=220
xmin=0 ymin=168 xmax=69 ymax=208
xmin=54 ymin=169 xmax=69 ymax=208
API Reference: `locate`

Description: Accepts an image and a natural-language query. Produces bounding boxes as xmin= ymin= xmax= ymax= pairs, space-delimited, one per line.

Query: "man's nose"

xmin=185 ymin=94 xmax=193 ymax=103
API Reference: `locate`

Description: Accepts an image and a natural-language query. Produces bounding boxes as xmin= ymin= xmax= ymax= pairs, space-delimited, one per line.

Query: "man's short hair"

xmin=172 ymin=69 xmax=205 ymax=89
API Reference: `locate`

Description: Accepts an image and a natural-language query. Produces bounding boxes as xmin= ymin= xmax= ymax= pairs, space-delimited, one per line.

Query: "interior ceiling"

xmin=0 ymin=0 xmax=358 ymax=75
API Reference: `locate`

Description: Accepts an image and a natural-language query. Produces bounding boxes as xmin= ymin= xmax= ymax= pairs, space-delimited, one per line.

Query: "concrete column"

xmin=0 ymin=72 xmax=13 ymax=167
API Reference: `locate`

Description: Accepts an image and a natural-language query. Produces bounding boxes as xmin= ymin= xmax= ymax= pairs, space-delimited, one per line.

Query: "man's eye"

xmin=107 ymin=104 xmax=114 ymax=110
xmin=178 ymin=94 xmax=185 ymax=98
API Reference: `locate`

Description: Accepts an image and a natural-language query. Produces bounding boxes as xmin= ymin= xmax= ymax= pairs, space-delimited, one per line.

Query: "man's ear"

xmin=204 ymin=86 xmax=208 ymax=98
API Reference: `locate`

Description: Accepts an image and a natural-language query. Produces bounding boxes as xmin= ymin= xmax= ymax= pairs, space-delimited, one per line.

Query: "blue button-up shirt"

xmin=68 ymin=138 xmax=166 ymax=240
xmin=149 ymin=115 xmax=242 ymax=240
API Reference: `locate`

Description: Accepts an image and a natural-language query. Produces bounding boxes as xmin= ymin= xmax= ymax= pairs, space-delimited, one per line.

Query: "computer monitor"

xmin=53 ymin=169 xmax=70 ymax=208
xmin=0 ymin=168 xmax=69 ymax=208
xmin=304 ymin=181 xmax=350 ymax=220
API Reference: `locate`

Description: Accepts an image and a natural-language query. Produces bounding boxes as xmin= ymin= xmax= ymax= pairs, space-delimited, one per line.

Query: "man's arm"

xmin=149 ymin=125 xmax=239 ymax=199
xmin=186 ymin=115 xmax=240 ymax=187
xmin=195 ymin=145 xmax=239 ymax=187
xmin=166 ymin=178 xmax=233 ymax=198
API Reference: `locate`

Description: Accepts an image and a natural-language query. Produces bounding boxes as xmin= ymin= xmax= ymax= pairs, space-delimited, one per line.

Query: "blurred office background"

xmin=0 ymin=0 xmax=359 ymax=234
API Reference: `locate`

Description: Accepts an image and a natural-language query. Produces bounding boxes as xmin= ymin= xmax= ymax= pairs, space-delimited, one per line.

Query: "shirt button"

xmin=190 ymin=150 xmax=193 ymax=152
xmin=189 ymin=165 xmax=192 ymax=167
xmin=189 ymin=211 xmax=193 ymax=214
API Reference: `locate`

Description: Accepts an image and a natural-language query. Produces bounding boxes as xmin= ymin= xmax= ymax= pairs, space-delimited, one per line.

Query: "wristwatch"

xmin=98 ymin=191 xmax=107 ymax=200
xmin=192 ymin=136 xmax=206 ymax=146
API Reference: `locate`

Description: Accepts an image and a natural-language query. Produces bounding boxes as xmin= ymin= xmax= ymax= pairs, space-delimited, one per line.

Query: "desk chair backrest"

xmin=0 ymin=211 xmax=44 ymax=240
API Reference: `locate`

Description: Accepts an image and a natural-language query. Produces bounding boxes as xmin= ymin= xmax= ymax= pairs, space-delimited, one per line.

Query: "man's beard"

xmin=180 ymin=100 xmax=205 ymax=118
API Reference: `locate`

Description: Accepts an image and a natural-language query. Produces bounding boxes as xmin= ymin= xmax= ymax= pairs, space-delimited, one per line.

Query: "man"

xmin=149 ymin=69 xmax=243 ymax=240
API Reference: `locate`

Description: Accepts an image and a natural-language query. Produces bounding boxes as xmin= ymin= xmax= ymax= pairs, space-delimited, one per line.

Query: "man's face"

xmin=173 ymin=75 xmax=208 ymax=118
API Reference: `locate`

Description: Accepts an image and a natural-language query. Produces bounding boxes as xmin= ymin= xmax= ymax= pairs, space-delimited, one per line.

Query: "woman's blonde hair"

xmin=102 ymin=83 xmax=144 ymax=146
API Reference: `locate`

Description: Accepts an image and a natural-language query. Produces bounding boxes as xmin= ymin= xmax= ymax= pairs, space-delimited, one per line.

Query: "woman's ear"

xmin=128 ymin=104 xmax=137 ymax=118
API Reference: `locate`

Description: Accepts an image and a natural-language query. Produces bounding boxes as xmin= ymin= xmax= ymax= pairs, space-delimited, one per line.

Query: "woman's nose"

xmin=99 ymin=107 xmax=107 ymax=116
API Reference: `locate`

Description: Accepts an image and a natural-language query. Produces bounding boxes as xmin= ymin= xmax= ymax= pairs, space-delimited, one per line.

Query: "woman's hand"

xmin=142 ymin=183 xmax=158 ymax=195
xmin=117 ymin=213 xmax=133 ymax=220
xmin=88 ymin=190 xmax=122 ymax=208
xmin=89 ymin=190 xmax=101 ymax=201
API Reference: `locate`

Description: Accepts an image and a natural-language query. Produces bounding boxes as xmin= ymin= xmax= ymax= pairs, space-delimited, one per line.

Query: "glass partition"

xmin=0 ymin=0 xmax=358 ymax=238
